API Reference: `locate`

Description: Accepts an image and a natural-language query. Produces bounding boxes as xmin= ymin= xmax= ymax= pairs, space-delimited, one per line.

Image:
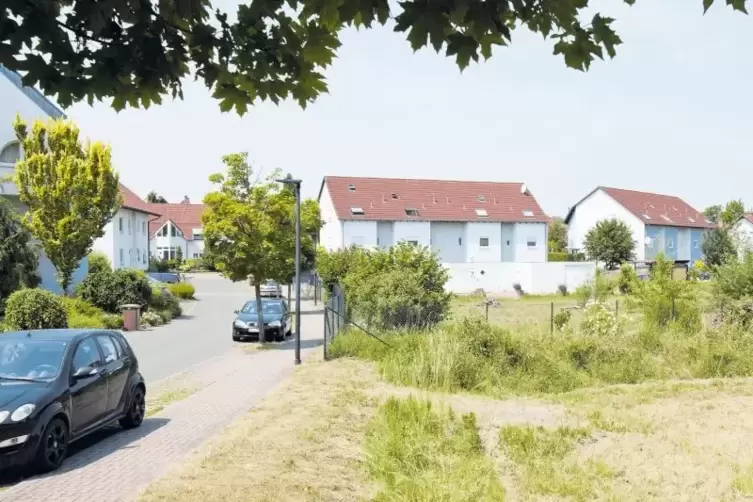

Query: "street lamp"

xmin=276 ymin=177 xmax=303 ymax=365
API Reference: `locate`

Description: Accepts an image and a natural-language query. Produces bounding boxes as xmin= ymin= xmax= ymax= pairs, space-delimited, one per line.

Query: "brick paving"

xmin=0 ymin=300 xmax=324 ymax=502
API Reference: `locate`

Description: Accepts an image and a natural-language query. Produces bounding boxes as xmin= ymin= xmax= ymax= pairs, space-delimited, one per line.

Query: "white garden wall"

xmin=444 ymin=262 xmax=597 ymax=295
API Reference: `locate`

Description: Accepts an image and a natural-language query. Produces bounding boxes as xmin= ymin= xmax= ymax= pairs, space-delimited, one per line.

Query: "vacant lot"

xmin=137 ymin=349 xmax=753 ymax=501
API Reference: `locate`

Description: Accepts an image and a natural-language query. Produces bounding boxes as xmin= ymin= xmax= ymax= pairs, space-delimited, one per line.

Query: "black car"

xmin=0 ymin=329 xmax=146 ymax=473
xmin=147 ymin=272 xmax=181 ymax=284
xmin=233 ymin=298 xmax=292 ymax=342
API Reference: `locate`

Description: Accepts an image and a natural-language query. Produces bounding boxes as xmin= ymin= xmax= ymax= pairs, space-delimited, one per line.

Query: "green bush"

xmin=574 ymin=269 xmax=614 ymax=307
xmin=149 ymin=287 xmax=182 ymax=318
xmin=5 ymin=288 xmax=68 ymax=330
xmin=140 ymin=311 xmax=164 ymax=327
xmin=101 ymin=313 xmax=124 ymax=329
xmin=316 ymin=245 xmax=369 ymax=292
xmin=553 ymin=310 xmax=571 ymax=331
xmin=617 ymin=263 xmax=640 ymax=295
xmin=342 ymin=242 xmax=452 ymax=331
xmin=87 ymin=251 xmax=111 ymax=275
xmin=76 ymin=268 xmax=152 ymax=314
xmin=168 ymin=282 xmax=195 ymax=299
xmin=548 ymin=252 xmax=568 ymax=262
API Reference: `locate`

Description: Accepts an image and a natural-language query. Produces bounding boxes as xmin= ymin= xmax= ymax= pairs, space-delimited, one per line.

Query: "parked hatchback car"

xmin=147 ymin=272 xmax=181 ymax=284
xmin=233 ymin=298 xmax=292 ymax=342
xmin=0 ymin=329 xmax=146 ymax=473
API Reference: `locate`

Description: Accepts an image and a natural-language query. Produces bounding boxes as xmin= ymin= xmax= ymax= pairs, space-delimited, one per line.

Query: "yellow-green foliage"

xmin=13 ymin=116 xmax=120 ymax=293
xmin=366 ymin=396 xmax=505 ymax=501
xmin=168 ymin=282 xmax=195 ymax=299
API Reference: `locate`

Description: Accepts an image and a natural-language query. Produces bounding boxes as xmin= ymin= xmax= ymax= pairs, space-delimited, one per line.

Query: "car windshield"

xmin=241 ymin=301 xmax=283 ymax=315
xmin=264 ymin=281 xmax=277 ymax=287
xmin=0 ymin=340 xmax=68 ymax=381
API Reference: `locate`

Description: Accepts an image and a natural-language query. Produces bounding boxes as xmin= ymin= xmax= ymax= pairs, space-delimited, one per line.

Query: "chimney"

xmin=432 ymin=194 xmax=437 ymax=204
xmin=382 ymin=194 xmax=386 ymax=202
xmin=182 ymin=195 xmax=190 ymax=204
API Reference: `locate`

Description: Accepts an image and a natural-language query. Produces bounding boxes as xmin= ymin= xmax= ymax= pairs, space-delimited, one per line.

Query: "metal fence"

xmin=323 ymin=284 xmax=346 ymax=359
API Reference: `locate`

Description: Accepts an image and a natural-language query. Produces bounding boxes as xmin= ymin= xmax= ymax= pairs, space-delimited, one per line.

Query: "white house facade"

xmin=147 ymin=204 xmax=205 ymax=260
xmin=0 ymin=65 xmax=89 ymax=293
xmin=565 ymin=186 xmax=713 ymax=263
xmin=732 ymin=214 xmax=753 ymax=257
xmin=318 ymin=176 xmax=549 ymax=263
xmin=92 ymin=184 xmax=161 ymax=270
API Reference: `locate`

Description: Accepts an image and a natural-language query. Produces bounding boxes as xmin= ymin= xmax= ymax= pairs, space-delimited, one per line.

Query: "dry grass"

xmin=138 ymin=356 xmax=382 ymax=502
xmin=146 ymin=387 xmax=199 ymax=417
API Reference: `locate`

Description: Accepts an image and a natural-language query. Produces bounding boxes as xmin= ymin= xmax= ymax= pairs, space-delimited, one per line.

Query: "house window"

xmin=350 ymin=207 xmax=364 ymax=216
xmin=119 ymin=249 xmax=124 ymax=264
xmin=667 ymin=239 xmax=674 ymax=249
xmin=407 ymin=240 xmax=418 ymax=245
xmin=170 ymin=223 xmax=178 ymax=237
xmin=143 ymin=250 xmax=147 ymax=263
xmin=128 ymin=218 xmax=131 ymax=234
xmin=693 ymin=240 xmax=699 ymax=249
xmin=157 ymin=225 xmax=167 ymax=237
xmin=118 ymin=218 xmax=123 ymax=232
xmin=0 ymin=141 xmax=21 ymax=164
xmin=526 ymin=237 xmax=537 ymax=248
xmin=193 ymin=253 xmax=203 ymax=258
xmin=142 ymin=221 xmax=146 ymax=234
xmin=475 ymin=208 xmax=488 ymax=218
xmin=479 ymin=237 xmax=489 ymax=247
xmin=405 ymin=208 xmax=419 ymax=217
xmin=522 ymin=210 xmax=534 ymax=217
xmin=193 ymin=229 xmax=203 ymax=241
xmin=136 ymin=249 xmax=140 ymax=261
xmin=158 ymin=246 xmax=179 ymax=260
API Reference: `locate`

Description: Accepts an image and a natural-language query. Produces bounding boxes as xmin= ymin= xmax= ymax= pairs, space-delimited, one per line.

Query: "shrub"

xmin=140 ymin=311 xmax=163 ymax=327
xmin=558 ymin=284 xmax=568 ymax=296
xmin=168 ymin=282 xmax=195 ymax=299
xmin=342 ymin=242 xmax=452 ymax=330
xmin=149 ymin=287 xmax=182 ymax=318
xmin=553 ymin=310 xmax=572 ymax=331
xmin=617 ymin=263 xmax=640 ymax=295
xmin=548 ymin=252 xmax=568 ymax=262
xmin=76 ymin=268 xmax=152 ymax=314
xmin=316 ymin=245 xmax=369 ymax=292
xmin=575 ymin=269 xmax=613 ymax=307
xmin=583 ymin=218 xmax=636 ymax=269
xmin=513 ymin=283 xmax=524 ymax=296
xmin=580 ymin=300 xmax=619 ymax=337
xmin=68 ymin=313 xmax=104 ymax=328
xmin=87 ymin=251 xmax=111 ymax=274
xmin=155 ymin=310 xmax=173 ymax=323
xmin=635 ymin=254 xmax=702 ymax=333
xmin=5 ymin=288 xmax=68 ymax=330
xmin=101 ymin=313 xmax=124 ymax=329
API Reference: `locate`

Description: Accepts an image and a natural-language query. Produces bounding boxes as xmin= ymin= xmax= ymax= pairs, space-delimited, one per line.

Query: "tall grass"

xmin=365 ymin=396 xmax=506 ymax=501
xmin=330 ymin=317 xmax=753 ymax=396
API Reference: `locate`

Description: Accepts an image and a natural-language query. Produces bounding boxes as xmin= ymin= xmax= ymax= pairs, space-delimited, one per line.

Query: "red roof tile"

xmin=742 ymin=213 xmax=753 ymax=225
xmin=119 ymin=184 xmax=161 ymax=216
xmin=571 ymin=186 xmax=713 ymax=229
xmin=147 ymin=203 xmax=205 ymax=239
xmin=320 ymin=176 xmax=548 ymax=223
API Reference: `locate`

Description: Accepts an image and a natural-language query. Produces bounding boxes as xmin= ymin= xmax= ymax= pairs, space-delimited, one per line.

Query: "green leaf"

xmin=703 ymin=0 xmax=715 ymax=12
xmin=219 ymin=97 xmax=234 ymax=113
xmin=111 ymin=95 xmax=126 ymax=112
xmin=727 ymin=0 xmax=748 ymax=13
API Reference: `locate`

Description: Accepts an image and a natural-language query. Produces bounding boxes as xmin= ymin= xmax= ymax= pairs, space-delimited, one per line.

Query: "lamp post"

xmin=276 ymin=177 xmax=303 ymax=365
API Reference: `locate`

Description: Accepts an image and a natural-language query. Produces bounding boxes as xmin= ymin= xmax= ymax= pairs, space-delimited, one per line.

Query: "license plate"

xmin=246 ymin=327 xmax=258 ymax=333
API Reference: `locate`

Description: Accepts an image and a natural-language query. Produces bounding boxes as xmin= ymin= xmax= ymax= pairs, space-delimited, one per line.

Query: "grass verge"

xmin=146 ymin=387 xmax=199 ymax=417
xmin=138 ymin=357 xmax=380 ymax=502
xmin=366 ymin=396 xmax=506 ymax=501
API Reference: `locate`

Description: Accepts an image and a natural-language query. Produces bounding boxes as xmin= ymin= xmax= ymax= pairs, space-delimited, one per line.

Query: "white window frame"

xmin=0 ymin=141 xmax=21 ymax=166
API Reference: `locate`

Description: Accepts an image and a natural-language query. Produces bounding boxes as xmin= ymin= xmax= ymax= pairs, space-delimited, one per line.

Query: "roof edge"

xmin=0 ymin=65 xmax=66 ymax=120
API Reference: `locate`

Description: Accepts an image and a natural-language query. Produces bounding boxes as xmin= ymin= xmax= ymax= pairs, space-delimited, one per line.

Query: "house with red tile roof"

xmin=147 ymin=201 xmax=206 ymax=260
xmin=564 ymin=186 xmax=714 ymax=263
xmin=318 ymin=176 xmax=550 ymax=263
xmin=92 ymin=183 xmax=162 ymax=270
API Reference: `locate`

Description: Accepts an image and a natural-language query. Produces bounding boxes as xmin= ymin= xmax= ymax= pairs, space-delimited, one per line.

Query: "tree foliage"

xmin=201 ymin=152 xmax=321 ymax=340
xmin=583 ymin=218 xmax=635 ymax=270
xmin=146 ymin=191 xmax=168 ymax=203
xmin=702 ymin=227 xmax=737 ymax=267
xmin=721 ymin=199 xmax=746 ymax=228
xmin=3 ymin=1 xmax=745 ymax=114
xmin=0 ymin=197 xmax=40 ymax=313
xmin=548 ymin=217 xmax=567 ymax=252
xmin=13 ymin=116 xmax=121 ymax=293
xmin=704 ymin=205 xmax=722 ymax=225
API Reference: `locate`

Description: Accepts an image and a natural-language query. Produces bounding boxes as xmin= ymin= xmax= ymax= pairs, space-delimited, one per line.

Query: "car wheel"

xmin=120 ymin=386 xmax=146 ymax=429
xmin=35 ymin=417 xmax=68 ymax=473
xmin=274 ymin=330 xmax=284 ymax=342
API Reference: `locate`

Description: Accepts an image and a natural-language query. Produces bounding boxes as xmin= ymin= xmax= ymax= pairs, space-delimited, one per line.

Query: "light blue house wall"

xmin=38 ymin=251 xmax=88 ymax=294
xmin=645 ymin=225 xmax=709 ymax=262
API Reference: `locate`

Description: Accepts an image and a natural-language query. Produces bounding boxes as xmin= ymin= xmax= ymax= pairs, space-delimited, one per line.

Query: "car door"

xmin=282 ymin=300 xmax=291 ymax=332
xmin=69 ymin=337 xmax=108 ymax=434
xmin=95 ymin=334 xmax=129 ymax=415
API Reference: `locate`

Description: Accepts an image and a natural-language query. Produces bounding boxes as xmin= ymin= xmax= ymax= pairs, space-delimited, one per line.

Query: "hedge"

xmin=5 ymin=289 xmax=68 ymax=330
xmin=548 ymin=252 xmax=568 ymax=262
xmin=76 ymin=268 xmax=152 ymax=314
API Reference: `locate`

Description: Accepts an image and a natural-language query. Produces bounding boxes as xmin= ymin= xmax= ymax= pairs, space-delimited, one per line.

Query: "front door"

xmin=69 ymin=337 xmax=108 ymax=434
xmin=95 ymin=334 xmax=129 ymax=415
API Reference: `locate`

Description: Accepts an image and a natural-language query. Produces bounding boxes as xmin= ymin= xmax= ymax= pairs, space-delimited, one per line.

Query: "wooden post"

xmin=550 ymin=302 xmax=554 ymax=334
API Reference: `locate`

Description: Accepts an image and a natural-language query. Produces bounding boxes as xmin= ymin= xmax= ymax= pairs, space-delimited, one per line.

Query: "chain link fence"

xmin=323 ymin=284 xmax=346 ymax=359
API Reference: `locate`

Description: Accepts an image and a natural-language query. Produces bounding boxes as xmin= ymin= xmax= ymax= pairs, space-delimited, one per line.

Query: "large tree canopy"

xmin=1 ymin=1 xmax=745 ymax=114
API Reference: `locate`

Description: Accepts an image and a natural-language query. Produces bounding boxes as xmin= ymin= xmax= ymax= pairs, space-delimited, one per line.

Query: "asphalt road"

xmin=122 ymin=273 xmax=318 ymax=382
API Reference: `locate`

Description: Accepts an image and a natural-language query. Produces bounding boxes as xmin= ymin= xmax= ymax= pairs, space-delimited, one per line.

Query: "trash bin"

xmin=121 ymin=304 xmax=141 ymax=331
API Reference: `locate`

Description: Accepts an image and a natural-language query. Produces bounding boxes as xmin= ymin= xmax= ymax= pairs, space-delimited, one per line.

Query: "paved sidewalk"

xmin=0 ymin=302 xmax=324 ymax=502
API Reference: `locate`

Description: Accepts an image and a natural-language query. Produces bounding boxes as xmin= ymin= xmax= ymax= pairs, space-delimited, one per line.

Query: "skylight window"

xmin=660 ymin=214 xmax=672 ymax=223
xmin=477 ymin=195 xmax=486 ymax=202
xmin=348 ymin=184 xmax=356 ymax=191
xmin=405 ymin=208 xmax=419 ymax=216
xmin=391 ymin=193 xmax=399 ymax=199
xmin=688 ymin=217 xmax=696 ymax=223
xmin=350 ymin=207 xmax=364 ymax=215
xmin=642 ymin=214 xmax=651 ymax=220
xmin=522 ymin=210 xmax=534 ymax=217
xmin=475 ymin=208 xmax=488 ymax=217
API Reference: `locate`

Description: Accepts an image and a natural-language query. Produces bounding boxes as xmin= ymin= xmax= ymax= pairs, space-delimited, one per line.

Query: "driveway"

xmin=0 ymin=273 xmax=326 ymax=501
xmin=125 ymin=273 xmax=312 ymax=382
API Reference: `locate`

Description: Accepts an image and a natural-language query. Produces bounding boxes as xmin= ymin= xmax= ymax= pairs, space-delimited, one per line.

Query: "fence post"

xmin=323 ymin=302 xmax=330 ymax=360
xmin=672 ymin=297 xmax=676 ymax=320
xmin=550 ymin=302 xmax=554 ymax=334
xmin=485 ymin=302 xmax=489 ymax=321
xmin=615 ymin=299 xmax=619 ymax=316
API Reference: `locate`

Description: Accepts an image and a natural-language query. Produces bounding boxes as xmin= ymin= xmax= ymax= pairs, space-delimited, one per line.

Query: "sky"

xmin=65 ymin=0 xmax=753 ymax=218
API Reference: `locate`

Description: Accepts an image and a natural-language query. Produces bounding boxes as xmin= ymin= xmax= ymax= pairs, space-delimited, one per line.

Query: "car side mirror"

xmin=233 ymin=310 xmax=239 ymax=314
xmin=72 ymin=366 xmax=97 ymax=380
